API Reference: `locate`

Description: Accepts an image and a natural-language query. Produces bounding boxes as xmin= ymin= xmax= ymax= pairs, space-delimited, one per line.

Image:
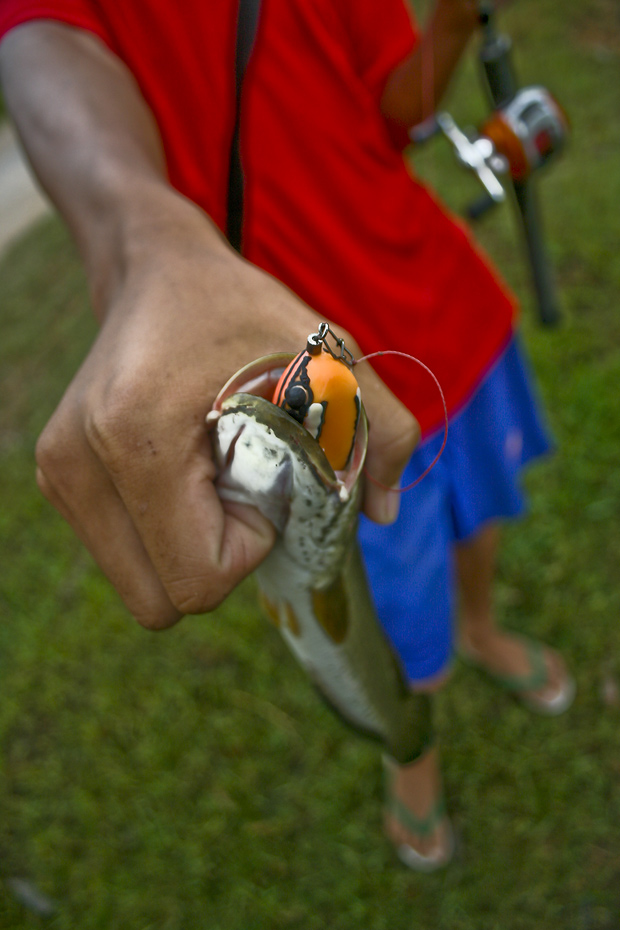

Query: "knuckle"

xmin=35 ymin=422 xmax=63 ymax=473
xmin=35 ymin=420 xmax=80 ymax=490
xmin=84 ymin=395 xmax=128 ymax=453
xmin=35 ymin=465 xmax=54 ymax=501
xmin=84 ymin=378 xmax=151 ymax=460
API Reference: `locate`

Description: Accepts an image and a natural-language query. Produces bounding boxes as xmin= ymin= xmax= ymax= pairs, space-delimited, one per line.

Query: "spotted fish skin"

xmin=211 ymin=362 xmax=433 ymax=764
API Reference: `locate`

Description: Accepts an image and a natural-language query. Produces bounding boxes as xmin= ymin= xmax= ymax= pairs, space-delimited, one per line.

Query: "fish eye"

xmin=285 ymin=384 xmax=309 ymax=409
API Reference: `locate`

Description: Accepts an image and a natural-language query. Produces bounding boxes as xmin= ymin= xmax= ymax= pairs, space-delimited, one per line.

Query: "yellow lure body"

xmin=273 ymin=350 xmax=361 ymax=471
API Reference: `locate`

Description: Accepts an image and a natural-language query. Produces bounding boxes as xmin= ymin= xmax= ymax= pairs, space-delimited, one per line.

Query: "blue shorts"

xmin=358 ymin=337 xmax=552 ymax=685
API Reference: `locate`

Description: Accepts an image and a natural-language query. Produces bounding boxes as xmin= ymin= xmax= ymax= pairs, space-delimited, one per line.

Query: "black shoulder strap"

xmin=226 ymin=0 xmax=262 ymax=253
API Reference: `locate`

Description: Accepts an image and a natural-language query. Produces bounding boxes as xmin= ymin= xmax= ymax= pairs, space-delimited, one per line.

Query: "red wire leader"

xmin=353 ymin=349 xmax=449 ymax=492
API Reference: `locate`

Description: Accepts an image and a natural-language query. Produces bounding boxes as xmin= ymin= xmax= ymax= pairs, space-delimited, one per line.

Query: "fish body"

xmin=210 ymin=355 xmax=433 ymax=764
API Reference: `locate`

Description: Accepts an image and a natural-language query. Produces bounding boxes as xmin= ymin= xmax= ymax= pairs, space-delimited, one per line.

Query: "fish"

xmin=207 ymin=343 xmax=433 ymax=765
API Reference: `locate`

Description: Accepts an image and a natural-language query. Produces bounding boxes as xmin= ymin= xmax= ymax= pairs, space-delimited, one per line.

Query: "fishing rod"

xmin=412 ymin=2 xmax=569 ymax=326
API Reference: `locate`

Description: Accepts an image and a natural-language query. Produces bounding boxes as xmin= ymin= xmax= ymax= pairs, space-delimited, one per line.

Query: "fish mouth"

xmin=211 ymin=353 xmax=294 ymax=411
xmin=209 ymin=354 xmax=369 ymax=498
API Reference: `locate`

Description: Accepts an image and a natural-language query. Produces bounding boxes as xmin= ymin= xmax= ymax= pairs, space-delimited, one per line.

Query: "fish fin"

xmin=258 ymin=591 xmax=281 ymax=627
xmin=284 ymin=602 xmax=302 ymax=638
xmin=312 ymin=576 xmax=349 ymax=644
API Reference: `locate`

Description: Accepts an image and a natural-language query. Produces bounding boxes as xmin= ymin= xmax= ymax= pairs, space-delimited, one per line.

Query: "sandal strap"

xmin=461 ymin=634 xmax=550 ymax=694
xmin=382 ymin=753 xmax=446 ymax=838
xmin=385 ymin=793 xmax=447 ymax=838
xmin=492 ymin=637 xmax=549 ymax=693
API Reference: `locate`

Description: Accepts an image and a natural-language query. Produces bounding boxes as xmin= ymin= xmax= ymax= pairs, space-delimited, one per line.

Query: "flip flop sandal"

xmin=460 ymin=634 xmax=576 ymax=716
xmin=383 ymin=756 xmax=455 ymax=873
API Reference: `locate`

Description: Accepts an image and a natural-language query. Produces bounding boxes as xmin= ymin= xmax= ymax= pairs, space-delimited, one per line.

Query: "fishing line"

xmin=353 ymin=349 xmax=448 ymax=492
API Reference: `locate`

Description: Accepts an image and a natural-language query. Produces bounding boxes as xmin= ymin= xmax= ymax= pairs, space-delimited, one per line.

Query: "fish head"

xmin=208 ymin=355 xmax=368 ymax=533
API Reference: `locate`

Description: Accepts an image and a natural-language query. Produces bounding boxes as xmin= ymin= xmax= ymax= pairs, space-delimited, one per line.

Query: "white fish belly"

xmin=258 ymin=553 xmax=386 ymax=738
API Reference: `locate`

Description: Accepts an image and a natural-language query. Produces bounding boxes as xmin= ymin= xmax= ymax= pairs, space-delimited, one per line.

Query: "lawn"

xmin=1 ymin=0 xmax=620 ymax=927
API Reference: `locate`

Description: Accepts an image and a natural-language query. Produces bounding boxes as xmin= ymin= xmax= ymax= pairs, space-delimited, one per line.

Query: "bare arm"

xmin=380 ymin=0 xmax=481 ymax=130
xmin=0 ymin=22 xmax=419 ymax=629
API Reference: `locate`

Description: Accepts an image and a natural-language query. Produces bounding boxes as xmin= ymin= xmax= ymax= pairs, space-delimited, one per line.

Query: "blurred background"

xmin=1 ymin=0 xmax=619 ymax=926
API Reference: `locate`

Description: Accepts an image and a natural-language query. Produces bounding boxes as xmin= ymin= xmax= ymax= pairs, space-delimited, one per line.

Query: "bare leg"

xmin=384 ymin=522 xmax=572 ymax=869
xmin=383 ymin=672 xmax=453 ymax=870
xmin=383 ymin=744 xmax=453 ymax=868
xmin=456 ymin=522 xmax=569 ymax=702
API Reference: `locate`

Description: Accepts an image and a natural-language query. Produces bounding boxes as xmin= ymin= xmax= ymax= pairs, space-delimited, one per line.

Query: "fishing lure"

xmin=208 ymin=325 xmax=434 ymax=765
xmin=272 ymin=324 xmax=361 ymax=472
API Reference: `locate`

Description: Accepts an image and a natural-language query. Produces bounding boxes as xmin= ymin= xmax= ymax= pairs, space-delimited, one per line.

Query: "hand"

xmin=35 ymin=198 xmax=418 ymax=629
xmin=2 ymin=21 xmax=417 ymax=629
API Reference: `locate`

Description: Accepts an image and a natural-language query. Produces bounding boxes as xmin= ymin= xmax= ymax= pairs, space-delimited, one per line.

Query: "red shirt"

xmin=0 ymin=0 xmax=516 ymax=436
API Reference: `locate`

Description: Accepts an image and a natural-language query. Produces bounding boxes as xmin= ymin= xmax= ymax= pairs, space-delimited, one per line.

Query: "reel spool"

xmin=480 ymin=86 xmax=568 ymax=183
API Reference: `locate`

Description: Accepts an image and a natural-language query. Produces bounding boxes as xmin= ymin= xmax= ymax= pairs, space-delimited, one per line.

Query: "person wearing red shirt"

xmin=0 ymin=0 xmax=573 ymax=871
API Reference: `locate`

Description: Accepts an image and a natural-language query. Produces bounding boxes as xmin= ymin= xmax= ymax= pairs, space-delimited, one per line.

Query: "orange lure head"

xmin=273 ymin=332 xmax=361 ymax=472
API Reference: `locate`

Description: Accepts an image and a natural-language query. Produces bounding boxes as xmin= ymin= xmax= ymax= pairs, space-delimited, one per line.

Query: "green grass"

xmin=1 ymin=0 xmax=620 ymax=926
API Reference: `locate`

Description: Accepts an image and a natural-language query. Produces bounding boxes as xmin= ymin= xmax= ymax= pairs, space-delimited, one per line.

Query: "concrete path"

xmin=0 ymin=120 xmax=53 ymax=258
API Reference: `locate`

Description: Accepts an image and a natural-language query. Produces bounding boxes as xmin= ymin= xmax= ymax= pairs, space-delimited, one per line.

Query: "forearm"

xmin=0 ymin=21 xmax=229 ymax=317
xmin=0 ymin=19 xmax=420 ymax=628
xmin=380 ymin=0 xmax=481 ymax=130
